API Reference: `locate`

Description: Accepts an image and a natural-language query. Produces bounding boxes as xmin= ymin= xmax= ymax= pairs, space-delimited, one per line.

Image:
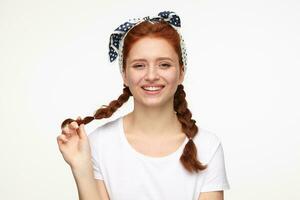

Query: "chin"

xmin=141 ymin=96 xmax=174 ymax=108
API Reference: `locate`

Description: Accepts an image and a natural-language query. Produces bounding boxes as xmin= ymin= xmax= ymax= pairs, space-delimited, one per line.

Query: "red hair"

xmin=122 ymin=21 xmax=184 ymax=71
xmin=61 ymin=20 xmax=207 ymax=173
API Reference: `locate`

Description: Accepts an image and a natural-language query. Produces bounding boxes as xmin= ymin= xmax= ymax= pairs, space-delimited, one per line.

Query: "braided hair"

xmin=61 ymin=21 xmax=207 ymax=173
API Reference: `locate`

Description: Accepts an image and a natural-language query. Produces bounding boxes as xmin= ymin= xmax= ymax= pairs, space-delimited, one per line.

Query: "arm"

xmin=198 ymin=191 xmax=223 ymax=200
xmin=96 ymin=180 xmax=110 ymax=200
xmin=57 ymin=120 xmax=105 ymax=200
xmin=71 ymin=163 xmax=102 ymax=200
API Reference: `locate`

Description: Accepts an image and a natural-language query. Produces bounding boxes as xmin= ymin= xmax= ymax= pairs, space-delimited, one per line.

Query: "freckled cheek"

xmin=163 ymin=72 xmax=179 ymax=85
xmin=127 ymin=73 xmax=145 ymax=86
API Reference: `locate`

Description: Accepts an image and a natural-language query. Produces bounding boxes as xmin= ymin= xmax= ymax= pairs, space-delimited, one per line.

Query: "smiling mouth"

xmin=141 ymin=86 xmax=165 ymax=94
xmin=141 ymin=86 xmax=165 ymax=91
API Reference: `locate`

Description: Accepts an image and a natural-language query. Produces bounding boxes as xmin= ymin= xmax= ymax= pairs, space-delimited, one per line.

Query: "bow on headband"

xmin=108 ymin=11 xmax=187 ymax=74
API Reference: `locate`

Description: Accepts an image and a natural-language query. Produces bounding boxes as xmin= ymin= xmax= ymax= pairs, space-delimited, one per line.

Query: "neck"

xmin=125 ymin=102 xmax=182 ymax=138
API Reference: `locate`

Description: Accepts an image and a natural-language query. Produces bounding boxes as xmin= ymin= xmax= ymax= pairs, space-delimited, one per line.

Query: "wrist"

xmin=69 ymin=156 xmax=92 ymax=169
xmin=70 ymin=160 xmax=94 ymax=177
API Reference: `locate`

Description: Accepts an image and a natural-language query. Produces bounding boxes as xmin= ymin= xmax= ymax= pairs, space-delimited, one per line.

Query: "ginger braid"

xmin=60 ymin=83 xmax=206 ymax=173
xmin=175 ymin=84 xmax=207 ymax=173
xmin=60 ymin=84 xmax=132 ymax=129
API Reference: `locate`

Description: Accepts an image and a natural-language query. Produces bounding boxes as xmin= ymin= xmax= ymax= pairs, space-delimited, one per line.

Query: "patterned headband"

xmin=108 ymin=11 xmax=187 ymax=74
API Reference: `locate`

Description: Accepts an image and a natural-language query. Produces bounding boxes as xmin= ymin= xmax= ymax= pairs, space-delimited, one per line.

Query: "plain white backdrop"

xmin=1 ymin=0 xmax=299 ymax=199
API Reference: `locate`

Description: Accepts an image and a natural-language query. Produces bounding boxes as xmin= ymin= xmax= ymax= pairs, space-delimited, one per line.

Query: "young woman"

xmin=57 ymin=11 xmax=230 ymax=200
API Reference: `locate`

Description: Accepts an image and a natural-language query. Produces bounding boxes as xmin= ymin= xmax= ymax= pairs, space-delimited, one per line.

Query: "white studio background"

xmin=1 ymin=0 xmax=299 ymax=199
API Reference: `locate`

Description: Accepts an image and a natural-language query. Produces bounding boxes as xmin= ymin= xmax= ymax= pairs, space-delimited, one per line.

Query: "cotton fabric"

xmin=88 ymin=115 xmax=230 ymax=200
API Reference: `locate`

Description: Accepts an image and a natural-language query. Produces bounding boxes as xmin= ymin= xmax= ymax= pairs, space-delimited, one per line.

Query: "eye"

xmin=133 ymin=64 xmax=144 ymax=68
xmin=160 ymin=63 xmax=171 ymax=68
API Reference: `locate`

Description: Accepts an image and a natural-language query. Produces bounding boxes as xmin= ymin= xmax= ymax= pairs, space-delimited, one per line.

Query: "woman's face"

xmin=122 ymin=37 xmax=184 ymax=107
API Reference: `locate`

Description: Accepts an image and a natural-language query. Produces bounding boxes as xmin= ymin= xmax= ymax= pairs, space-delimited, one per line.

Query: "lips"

xmin=141 ymin=84 xmax=165 ymax=88
xmin=141 ymin=85 xmax=165 ymax=91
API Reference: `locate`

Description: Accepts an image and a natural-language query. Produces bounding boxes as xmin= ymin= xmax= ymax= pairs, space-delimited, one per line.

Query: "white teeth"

xmin=142 ymin=86 xmax=163 ymax=91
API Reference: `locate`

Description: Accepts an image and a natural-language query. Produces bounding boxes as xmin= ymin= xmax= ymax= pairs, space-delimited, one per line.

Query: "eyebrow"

xmin=129 ymin=57 xmax=174 ymax=64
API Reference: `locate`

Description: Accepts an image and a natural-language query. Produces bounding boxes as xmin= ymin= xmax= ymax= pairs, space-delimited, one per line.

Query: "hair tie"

xmin=108 ymin=11 xmax=187 ymax=74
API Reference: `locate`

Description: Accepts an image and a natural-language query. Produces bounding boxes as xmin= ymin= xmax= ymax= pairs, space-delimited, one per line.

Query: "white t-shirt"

xmin=88 ymin=115 xmax=230 ymax=200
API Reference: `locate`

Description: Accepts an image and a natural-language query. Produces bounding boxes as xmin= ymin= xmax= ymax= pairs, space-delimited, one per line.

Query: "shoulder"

xmin=193 ymin=127 xmax=222 ymax=165
xmin=87 ymin=117 xmax=121 ymax=147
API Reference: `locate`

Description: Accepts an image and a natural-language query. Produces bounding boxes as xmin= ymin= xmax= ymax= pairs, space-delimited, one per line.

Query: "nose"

xmin=144 ymin=65 xmax=160 ymax=82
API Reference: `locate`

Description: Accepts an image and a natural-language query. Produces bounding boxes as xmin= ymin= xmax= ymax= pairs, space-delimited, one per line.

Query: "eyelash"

xmin=161 ymin=63 xmax=171 ymax=67
xmin=133 ymin=63 xmax=171 ymax=68
xmin=133 ymin=64 xmax=144 ymax=68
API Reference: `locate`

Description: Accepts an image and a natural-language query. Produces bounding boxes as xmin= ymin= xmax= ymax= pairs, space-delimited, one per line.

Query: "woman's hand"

xmin=57 ymin=117 xmax=92 ymax=170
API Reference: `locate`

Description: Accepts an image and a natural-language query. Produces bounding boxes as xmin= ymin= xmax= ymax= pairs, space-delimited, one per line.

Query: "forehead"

xmin=127 ymin=37 xmax=178 ymax=61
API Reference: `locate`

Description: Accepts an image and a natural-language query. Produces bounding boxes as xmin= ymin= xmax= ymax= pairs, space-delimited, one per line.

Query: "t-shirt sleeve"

xmin=90 ymin=151 xmax=104 ymax=180
xmin=88 ymin=129 xmax=104 ymax=180
xmin=200 ymin=142 xmax=230 ymax=192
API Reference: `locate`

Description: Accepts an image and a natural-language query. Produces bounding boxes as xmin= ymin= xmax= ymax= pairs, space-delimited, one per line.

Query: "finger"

xmin=56 ymin=135 xmax=67 ymax=153
xmin=69 ymin=121 xmax=79 ymax=130
xmin=57 ymin=134 xmax=68 ymax=143
xmin=62 ymin=126 xmax=71 ymax=137
xmin=78 ymin=124 xmax=87 ymax=139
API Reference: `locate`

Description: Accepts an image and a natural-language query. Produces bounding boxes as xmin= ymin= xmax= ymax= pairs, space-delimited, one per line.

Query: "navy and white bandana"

xmin=108 ymin=11 xmax=187 ymax=74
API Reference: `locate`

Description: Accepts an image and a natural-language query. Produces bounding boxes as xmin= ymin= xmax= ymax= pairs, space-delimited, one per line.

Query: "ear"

xmin=178 ymin=66 xmax=185 ymax=85
xmin=122 ymin=70 xmax=129 ymax=87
